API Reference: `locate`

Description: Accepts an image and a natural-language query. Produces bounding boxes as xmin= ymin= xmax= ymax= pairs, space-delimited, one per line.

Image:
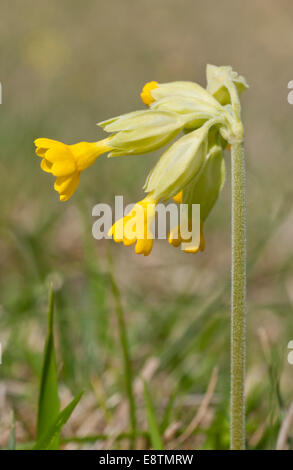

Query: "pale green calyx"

xmin=149 ymin=81 xmax=223 ymax=107
xmin=99 ymin=110 xmax=185 ymax=156
xmin=150 ymin=96 xmax=223 ymax=130
xmin=99 ymin=109 xmax=217 ymax=157
xmin=144 ymin=118 xmax=221 ymax=201
xmin=182 ymin=138 xmax=226 ymax=222
xmin=206 ymin=64 xmax=249 ymax=106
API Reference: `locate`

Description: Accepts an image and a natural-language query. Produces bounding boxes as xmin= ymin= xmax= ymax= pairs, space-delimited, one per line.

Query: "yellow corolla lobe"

xmin=173 ymin=191 xmax=183 ymax=204
xmin=168 ymin=224 xmax=205 ymax=253
xmin=34 ymin=138 xmax=111 ymax=201
xmin=108 ymin=194 xmax=157 ymax=256
xmin=183 ymin=228 xmax=205 ymax=253
xmin=140 ymin=81 xmax=158 ymax=106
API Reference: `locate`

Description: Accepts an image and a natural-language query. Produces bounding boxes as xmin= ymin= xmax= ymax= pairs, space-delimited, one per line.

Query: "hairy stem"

xmin=231 ymin=141 xmax=246 ymax=450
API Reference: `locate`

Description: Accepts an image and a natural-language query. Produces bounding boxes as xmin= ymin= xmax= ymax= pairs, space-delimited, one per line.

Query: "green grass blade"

xmin=34 ymin=391 xmax=83 ymax=450
xmin=8 ymin=412 xmax=16 ymax=450
xmin=108 ymin=253 xmax=137 ymax=449
xmin=36 ymin=287 xmax=60 ymax=449
xmin=160 ymin=388 xmax=177 ymax=433
xmin=143 ymin=381 xmax=164 ymax=450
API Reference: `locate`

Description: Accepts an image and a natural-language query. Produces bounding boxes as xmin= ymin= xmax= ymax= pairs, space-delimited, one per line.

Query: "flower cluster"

xmin=34 ymin=65 xmax=247 ymax=255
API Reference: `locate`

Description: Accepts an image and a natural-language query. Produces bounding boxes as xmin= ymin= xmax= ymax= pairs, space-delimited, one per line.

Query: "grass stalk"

xmin=108 ymin=258 xmax=137 ymax=449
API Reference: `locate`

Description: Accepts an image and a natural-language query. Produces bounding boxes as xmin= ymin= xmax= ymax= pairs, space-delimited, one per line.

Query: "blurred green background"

xmin=1 ymin=0 xmax=293 ymax=449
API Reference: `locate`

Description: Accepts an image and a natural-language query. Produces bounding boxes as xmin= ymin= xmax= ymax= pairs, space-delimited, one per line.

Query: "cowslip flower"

xmin=34 ymin=138 xmax=111 ymax=201
xmin=34 ymin=64 xmax=247 ymax=255
xmin=108 ymin=194 xmax=157 ymax=256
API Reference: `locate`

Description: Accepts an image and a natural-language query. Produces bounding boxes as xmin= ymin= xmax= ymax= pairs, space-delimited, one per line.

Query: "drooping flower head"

xmin=34 ymin=65 xmax=247 ymax=255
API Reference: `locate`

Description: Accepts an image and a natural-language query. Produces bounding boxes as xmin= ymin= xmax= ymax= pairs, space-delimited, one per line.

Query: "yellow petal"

xmin=183 ymin=227 xmax=205 ymax=253
xmin=54 ymin=175 xmax=74 ymax=192
xmin=34 ymin=138 xmax=63 ymax=149
xmin=140 ymin=81 xmax=158 ymax=106
xmin=45 ymin=146 xmax=73 ymax=163
xmin=135 ymin=237 xmax=153 ymax=256
xmin=36 ymin=147 xmax=47 ymax=157
xmin=71 ymin=140 xmax=111 ymax=171
xmin=123 ymin=237 xmax=136 ymax=247
xmin=51 ymin=160 xmax=76 ymax=176
xmin=109 ymin=216 xmax=136 ymax=245
xmin=168 ymin=225 xmax=182 ymax=247
xmin=123 ymin=216 xmax=137 ymax=244
xmin=183 ymin=244 xmax=200 ymax=254
xmin=56 ymin=173 xmax=80 ymax=201
xmin=109 ymin=217 xmax=127 ymax=242
xmin=109 ymin=195 xmax=157 ymax=254
xmin=35 ymin=139 xmax=67 ymax=159
xmin=199 ymin=229 xmax=205 ymax=251
xmin=40 ymin=158 xmax=53 ymax=173
xmin=173 ymin=191 xmax=183 ymax=204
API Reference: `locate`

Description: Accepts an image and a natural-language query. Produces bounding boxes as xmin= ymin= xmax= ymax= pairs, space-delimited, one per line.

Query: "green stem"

xmin=108 ymin=263 xmax=137 ymax=449
xmin=231 ymin=141 xmax=246 ymax=450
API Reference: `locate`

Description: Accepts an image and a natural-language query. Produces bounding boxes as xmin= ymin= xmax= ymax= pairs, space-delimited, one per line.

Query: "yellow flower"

xmin=173 ymin=191 xmax=183 ymax=204
xmin=34 ymin=138 xmax=111 ymax=201
xmin=140 ymin=81 xmax=158 ymax=106
xmin=108 ymin=195 xmax=157 ymax=256
xmin=168 ymin=224 xmax=205 ymax=254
